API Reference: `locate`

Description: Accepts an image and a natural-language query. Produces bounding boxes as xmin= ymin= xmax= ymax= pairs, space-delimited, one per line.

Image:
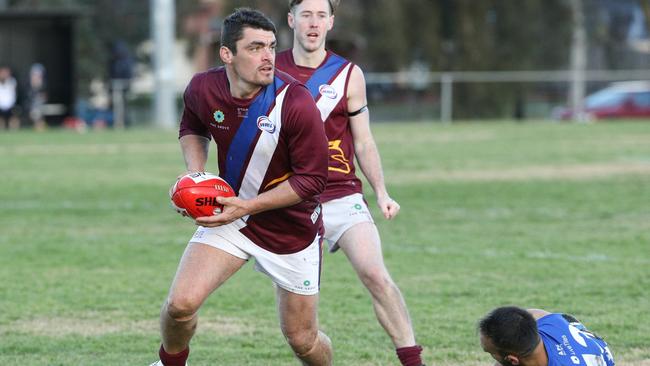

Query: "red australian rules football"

xmin=170 ymin=172 xmax=235 ymax=219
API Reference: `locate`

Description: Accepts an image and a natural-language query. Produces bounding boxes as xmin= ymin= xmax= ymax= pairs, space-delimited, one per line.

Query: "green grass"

xmin=1 ymin=121 xmax=649 ymax=365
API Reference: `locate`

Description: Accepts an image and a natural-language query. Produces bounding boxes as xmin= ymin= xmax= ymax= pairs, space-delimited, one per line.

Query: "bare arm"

xmin=179 ymin=134 xmax=210 ymax=173
xmin=347 ymin=65 xmax=400 ymax=219
xmin=195 ymin=180 xmax=302 ymax=227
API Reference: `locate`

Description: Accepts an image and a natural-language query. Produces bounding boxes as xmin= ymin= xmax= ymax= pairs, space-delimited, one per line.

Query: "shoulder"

xmin=185 ymin=67 xmax=226 ymax=103
xmin=274 ymin=69 xmax=308 ymax=101
xmin=348 ymin=64 xmax=366 ymax=86
xmin=274 ymin=68 xmax=299 ymax=87
xmin=186 ymin=67 xmax=222 ymax=94
xmin=190 ymin=67 xmax=225 ymax=86
xmin=346 ymin=64 xmax=367 ymax=105
xmin=326 ymin=50 xmax=352 ymax=66
xmin=281 ymin=83 xmax=320 ymax=126
xmin=527 ymin=308 xmax=552 ymax=321
xmin=284 ymin=82 xmax=314 ymax=108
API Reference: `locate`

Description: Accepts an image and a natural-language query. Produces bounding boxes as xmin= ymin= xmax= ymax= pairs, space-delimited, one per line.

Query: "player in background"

xmin=276 ymin=1 xmax=424 ymax=365
xmin=479 ymin=306 xmax=615 ymax=366
xmin=150 ymin=8 xmax=332 ymax=366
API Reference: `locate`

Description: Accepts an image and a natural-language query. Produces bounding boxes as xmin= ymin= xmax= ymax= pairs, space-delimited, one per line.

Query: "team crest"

xmin=318 ymin=84 xmax=337 ymax=99
xmin=213 ymin=110 xmax=225 ymax=123
xmin=257 ymin=116 xmax=276 ymax=133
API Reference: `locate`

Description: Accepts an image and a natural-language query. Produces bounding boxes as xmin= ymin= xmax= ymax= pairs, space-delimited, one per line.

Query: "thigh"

xmin=337 ymin=221 xmax=386 ymax=273
xmin=276 ymin=286 xmax=319 ymax=334
xmin=168 ymin=242 xmax=247 ymax=306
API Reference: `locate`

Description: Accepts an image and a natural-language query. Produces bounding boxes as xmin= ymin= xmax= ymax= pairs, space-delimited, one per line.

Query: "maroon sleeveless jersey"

xmin=276 ymin=50 xmax=363 ymax=203
xmin=179 ymin=67 xmax=328 ymax=254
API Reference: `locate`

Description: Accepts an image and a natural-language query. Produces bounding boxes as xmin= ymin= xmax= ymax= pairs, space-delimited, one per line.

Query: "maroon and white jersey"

xmin=179 ymin=67 xmax=328 ymax=254
xmin=276 ymin=50 xmax=363 ymax=203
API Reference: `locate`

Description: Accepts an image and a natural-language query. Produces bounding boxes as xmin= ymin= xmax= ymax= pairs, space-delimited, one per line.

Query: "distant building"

xmin=0 ymin=9 xmax=79 ymax=126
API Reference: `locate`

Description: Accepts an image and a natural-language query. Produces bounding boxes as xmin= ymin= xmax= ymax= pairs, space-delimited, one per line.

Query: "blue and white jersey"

xmin=539 ymin=314 xmax=615 ymax=366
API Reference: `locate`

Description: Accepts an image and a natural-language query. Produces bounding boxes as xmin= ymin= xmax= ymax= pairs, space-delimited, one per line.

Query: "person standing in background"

xmin=0 ymin=65 xmax=20 ymax=130
xmin=27 ymin=63 xmax=47 ymax=131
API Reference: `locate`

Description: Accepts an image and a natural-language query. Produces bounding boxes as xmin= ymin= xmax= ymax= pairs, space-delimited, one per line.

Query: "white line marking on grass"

xmin=384 ymin=243 xmax=650 ymax=265
xmin=388 ymin=162 xmax=650 ymax=184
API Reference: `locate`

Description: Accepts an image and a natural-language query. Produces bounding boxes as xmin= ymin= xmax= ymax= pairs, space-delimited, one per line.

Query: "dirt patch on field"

xmin=4 ymin=314 xmax=253 ymax=337
xmin=5 ymin=315 xmax=122 ymax=337
xmin=389 ymin=162 xmax=650 ymax=184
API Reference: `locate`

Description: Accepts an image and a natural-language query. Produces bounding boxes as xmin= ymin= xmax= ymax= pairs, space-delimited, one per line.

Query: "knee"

xmin=359 ymin=266 xmax=395 ymax=295
xmin=164 ymin=296 xmax=200 ymax=321
xmin=284 ymin=327 xmax=318 ymax=355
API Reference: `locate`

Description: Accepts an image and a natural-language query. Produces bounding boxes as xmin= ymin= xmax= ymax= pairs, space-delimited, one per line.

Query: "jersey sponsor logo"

xmin=237 ymin=107 xmax=248 ymax=118
xmin=318 ymin=84 xmax=337 ymax=99
xmin=257 ymin=115 xmax=276 ymax=133
xmin=213 ymin=110 xmax=225 ymax=123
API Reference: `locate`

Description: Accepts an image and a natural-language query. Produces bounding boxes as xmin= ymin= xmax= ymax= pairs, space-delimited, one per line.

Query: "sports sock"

xmin=159 ymin=345 xmax=189 ymax=366
xmin=396 ymin=344 xmax=424 ymax=366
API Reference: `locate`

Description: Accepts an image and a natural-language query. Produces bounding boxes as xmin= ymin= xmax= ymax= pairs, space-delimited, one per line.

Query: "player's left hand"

xmin=194 ymin=196 xmax=251 ymax=227
xmin=377 ymin=195 xmax=400 ymax=220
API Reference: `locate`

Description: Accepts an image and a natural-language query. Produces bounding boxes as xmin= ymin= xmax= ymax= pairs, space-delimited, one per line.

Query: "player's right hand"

xmin=194 ymin=196 xmax=250 ymax=227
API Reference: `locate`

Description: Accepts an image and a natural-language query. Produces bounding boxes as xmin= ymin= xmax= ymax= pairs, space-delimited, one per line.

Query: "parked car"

xmin=553 ymin=81 xmax=650 ymax=120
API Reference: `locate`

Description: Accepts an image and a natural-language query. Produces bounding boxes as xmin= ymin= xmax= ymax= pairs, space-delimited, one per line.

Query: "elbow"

xmin=289 ymin=172 xmax=327 ymax=200
xmin=313 ymin=173 xmax=327 ymax=195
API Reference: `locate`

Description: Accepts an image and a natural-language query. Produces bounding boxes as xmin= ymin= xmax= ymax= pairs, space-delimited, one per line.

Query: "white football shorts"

xmin=189 ymin=221 xmax=322 ymax=295
xmin=322 ymin=193 xmax=374 ymax=252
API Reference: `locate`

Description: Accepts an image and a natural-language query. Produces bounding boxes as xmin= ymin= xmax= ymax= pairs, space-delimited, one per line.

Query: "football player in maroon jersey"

xmin=276 ymin=1 xmax=424 ymax=365
xmin=151 ymin=8 xmax=332 ymax=366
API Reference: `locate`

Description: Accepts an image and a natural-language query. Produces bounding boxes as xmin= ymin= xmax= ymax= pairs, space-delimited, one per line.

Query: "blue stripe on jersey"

xmin=304 ymin=53 xmax=348 ymax=99
xmin=225 ymin=76 xmax=286 ymax=192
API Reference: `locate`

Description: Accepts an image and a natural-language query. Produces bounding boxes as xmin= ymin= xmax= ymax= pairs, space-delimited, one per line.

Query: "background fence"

xmin=364 ymin=69 xmax=650 ymax=122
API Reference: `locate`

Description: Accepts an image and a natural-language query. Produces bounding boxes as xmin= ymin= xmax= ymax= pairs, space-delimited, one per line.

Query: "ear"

xmin=504 ymin=355 xmax=521 ymax=365
xmin=220 ymin=46 xmax=233 ymax=65
xmin=287 ymin=11 xmax=295 ymax=29
xmin=327 ymin=14 xmax=334 ymax=31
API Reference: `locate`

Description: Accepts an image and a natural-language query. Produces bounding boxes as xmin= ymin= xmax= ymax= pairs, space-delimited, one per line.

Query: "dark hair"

xmin=221 ymin=8 xmax=276 ymax=55
xmin=478 ymin=306 xmax=540 ymax=357
xmin=288 ymin=0 xmax=339 ymax=15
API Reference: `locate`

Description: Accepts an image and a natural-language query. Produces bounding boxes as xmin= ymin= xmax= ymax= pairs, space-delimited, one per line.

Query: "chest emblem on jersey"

xmin=237 ymin=107 xmax=248 ymax=118
xmin=213 ymin=110 xmax=225 ymax=123
xmin=318 ymin=84 xmax=337 ymax=99
xmin=257 ymin=116 xmax=276 ymax=133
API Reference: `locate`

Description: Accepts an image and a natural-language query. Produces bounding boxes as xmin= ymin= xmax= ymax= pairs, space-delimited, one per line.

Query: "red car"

xmin=554 ymin=81 xmax=650 ymax=120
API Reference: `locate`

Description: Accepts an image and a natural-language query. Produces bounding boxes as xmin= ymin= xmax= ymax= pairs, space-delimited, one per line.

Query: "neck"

xmin=225 ymin=66 xmax=262 ymax=99
xmin=519 ymin=341 xmax=549 ymax=366
xmin=292 ymin=45 xmax=327 ymax=68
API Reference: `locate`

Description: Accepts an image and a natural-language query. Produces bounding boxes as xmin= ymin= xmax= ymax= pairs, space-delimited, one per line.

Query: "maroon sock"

xmin=396 ymin=345 xmax=423 ymax=366
xmin=159 ymin=345 xmax=189 ymax=366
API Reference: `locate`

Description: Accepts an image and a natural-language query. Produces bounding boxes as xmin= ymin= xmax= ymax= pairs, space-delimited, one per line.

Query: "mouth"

xmin=307 ymin=32 xmax=319 ymax=40
xmin=258 ymin=64 xmax=273 ymax=73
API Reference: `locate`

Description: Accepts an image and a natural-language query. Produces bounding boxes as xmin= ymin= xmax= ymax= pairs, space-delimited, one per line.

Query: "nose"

xmin=261 ymin=46 xmax=273 ymax=61
xmin=309 ymin=14 xmax=319 ymax=27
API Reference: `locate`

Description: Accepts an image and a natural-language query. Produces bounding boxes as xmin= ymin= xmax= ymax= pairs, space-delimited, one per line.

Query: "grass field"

xmin=1 ymin=121 xmax=649 ymax=365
